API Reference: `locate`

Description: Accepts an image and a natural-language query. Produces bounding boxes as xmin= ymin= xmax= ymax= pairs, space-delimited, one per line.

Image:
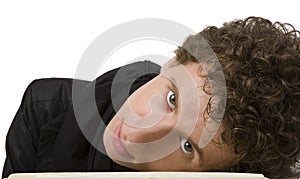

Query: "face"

xmin=103 ymin=58 xmax=234 ymax=171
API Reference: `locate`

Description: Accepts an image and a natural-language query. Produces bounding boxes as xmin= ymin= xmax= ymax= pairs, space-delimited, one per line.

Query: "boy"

xmin=2 ymin=17 xmax=300 ymax=179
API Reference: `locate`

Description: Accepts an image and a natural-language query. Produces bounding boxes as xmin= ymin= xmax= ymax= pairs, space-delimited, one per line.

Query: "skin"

xmin=103 ymin=58 xmax=234 ymax=171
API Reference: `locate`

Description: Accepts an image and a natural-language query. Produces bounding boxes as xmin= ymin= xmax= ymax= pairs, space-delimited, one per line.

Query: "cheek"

xmin=105 ymin=114 xmax=120 ymax=137
xmin=127 ymin=84 xmax=157 ymax=116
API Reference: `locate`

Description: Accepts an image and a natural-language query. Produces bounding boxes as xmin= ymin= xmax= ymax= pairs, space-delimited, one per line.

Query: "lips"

xmin=112 ymin=121 xmax=134 ymax=159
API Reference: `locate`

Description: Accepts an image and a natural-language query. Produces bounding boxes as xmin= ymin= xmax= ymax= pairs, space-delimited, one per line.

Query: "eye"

xmin=167 ymin=90 xmax=176 ymax=109
xmin=180 ymin=137 xmax=194 ymax=156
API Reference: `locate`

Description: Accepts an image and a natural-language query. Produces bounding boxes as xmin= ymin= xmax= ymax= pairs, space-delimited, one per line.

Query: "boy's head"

xmin=104 ymin=17 xmax=300 ymax=179
xmin=104 ymin=58 xmax=235 ymax=171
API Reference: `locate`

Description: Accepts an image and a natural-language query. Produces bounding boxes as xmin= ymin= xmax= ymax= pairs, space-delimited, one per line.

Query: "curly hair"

xmin=175 ymin=17 xmax=300 ymax=179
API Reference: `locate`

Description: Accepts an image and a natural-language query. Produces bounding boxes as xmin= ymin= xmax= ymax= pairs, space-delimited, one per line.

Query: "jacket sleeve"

xmin=2 ymin=80 xmax=40 ymax=178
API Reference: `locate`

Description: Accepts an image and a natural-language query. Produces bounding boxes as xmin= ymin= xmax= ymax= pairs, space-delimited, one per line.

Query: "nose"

xmin=118 ymin=76 xmax=176 ymax=143
xmin=122 ymin=102 xmax=175 ymax=143
xmin=121 ymin=117 xmax=175 ymax=143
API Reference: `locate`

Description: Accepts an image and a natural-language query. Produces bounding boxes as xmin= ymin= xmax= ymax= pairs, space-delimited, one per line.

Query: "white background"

xmin=0 ymin=0 xmax=299 ymax=176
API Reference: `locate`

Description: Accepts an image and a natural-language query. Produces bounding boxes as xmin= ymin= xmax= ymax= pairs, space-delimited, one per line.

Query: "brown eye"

xmin=167 ymin=91 xmax=176 ymax=109
xmin=180 ymin=137 xmax=193 ymax=155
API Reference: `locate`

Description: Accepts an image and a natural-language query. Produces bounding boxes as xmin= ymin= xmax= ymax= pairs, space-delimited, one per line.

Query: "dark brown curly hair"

xmin=175 ymin=17 xmax=300 ymax=179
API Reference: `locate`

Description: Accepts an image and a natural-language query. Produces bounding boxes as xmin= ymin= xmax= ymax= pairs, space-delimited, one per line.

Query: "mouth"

xmin=112 ymin=121 xmax=134 ymax=159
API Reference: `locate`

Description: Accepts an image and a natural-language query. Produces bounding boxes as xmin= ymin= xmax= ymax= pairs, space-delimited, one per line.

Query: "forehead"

xmin=160 ymin=59 xmax=234 ymax=169
xmin=161 ymin=58 xmax=206 ymax=89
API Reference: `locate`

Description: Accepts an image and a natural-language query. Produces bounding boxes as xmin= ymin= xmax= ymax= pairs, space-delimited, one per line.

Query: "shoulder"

xmin=95 ymin=60 xmax=161 ymax=83
xmin=28 ymin=78 xmax=82 ymax=102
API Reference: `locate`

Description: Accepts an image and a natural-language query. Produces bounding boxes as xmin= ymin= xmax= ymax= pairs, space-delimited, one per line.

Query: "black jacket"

xmin=2 ymin=61 xmax=160 ymax=178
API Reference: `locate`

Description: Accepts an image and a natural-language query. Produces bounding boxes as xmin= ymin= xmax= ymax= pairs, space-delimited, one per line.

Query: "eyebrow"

xmin=168 ymin=77 xmax=204 ymax=163
xmin=169 ymin=77 xmax=180 ymax=113
xmin=189 ymin=138 xmax=204 ymax=163
xmin=169 ymin=77 xmax=179 ymax=92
